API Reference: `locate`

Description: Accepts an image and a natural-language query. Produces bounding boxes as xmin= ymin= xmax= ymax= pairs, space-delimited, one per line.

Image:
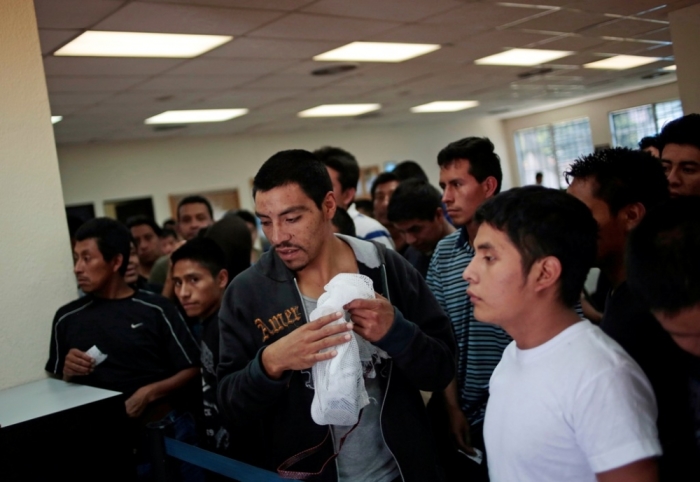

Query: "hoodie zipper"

xmin=293 ymin=277 xmax=341 ymax=481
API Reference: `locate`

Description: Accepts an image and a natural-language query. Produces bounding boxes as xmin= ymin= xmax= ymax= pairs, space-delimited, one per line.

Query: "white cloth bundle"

xmin=309 ymin=273 xmax=389 ymax=426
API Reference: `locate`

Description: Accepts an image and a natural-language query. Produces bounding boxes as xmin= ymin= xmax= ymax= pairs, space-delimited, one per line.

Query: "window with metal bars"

xmin=514 ymin=118 xmax=594 ymax=189
xmin=610 ymin=100 xmax=683 ymax=149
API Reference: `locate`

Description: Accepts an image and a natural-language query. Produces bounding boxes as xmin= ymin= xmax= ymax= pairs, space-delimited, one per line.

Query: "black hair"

xmin=565 ymin=147 xmax=669 ymax=214
xmin=437 ymin=137 xmax=503 ymax=194
xmin=163 ymin=218 xmax=176 ymax=229
xmin=234 ymin=209 xmax=257 ymax=227
xmin=388 ymin=179 xmax=443 ymax=223
xmin=535 ymin=172 xmax=543 ymax=179
xmin=638 ymin=135 xmax=660 ymax=151
xmin=393 ymin=161 xmax=428 ymax=182
xmin=171 ymin=237 xmax=227 ymax=279
xmin=627 ymin=196 xmax=700 ymax=314
xmin=177 ymin=195 xmax=213 ymax=220
xmin=161 ymin=228 xmax=177 ymax=240
xmin=370 ymin=172 xmax=399 ymax=200
xmin=75 ymin=218 xmax=132 ymax=276
xmin=313 ymin=146 xmax=360 ymax=191
xmin=354 ymin=199 xmax=374 ymax=216
xmin=659 ymin=113 xmax=700 ymax=153
xmin=331 ymin=208 xmax=356 ymax=237
xmin=126 ymin=215 xmax=163 ymax=237
xmin=202 ymin=212 xmax=253 ymax=283
xmin=475 ymin=186 xmax=598 ymax=307
xmin=253 ymin=149 xmax=333 ymax=209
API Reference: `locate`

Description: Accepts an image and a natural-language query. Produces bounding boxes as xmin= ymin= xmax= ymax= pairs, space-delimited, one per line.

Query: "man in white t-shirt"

xmin=463 ymin=186 xmax=661 ymax=482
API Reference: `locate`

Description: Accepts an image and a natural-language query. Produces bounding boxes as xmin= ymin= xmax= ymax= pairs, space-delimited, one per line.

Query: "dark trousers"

xmin=426 ymin=393 xmax=490 ymax=482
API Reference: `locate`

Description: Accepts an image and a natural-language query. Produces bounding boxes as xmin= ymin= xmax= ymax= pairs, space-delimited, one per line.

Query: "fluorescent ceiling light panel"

xmin=475 ymin=48 xmax=573 ymax=66
xmin=313 ymin=42 xmax=440 ymax=62
xmin=51 ymin=116 xmax=63 ymax=124
xmin=663 ymin=65 xmax=677 ymax=71
xmin=411 ymin=101 xmax=480 ymax=113
xmin=144 ymin=109 xmax=248 ymax=124
xmin=54 ymin=31 xmax=232 ymax=58
xmin=584 ymin=55 xmax=660 ymax=70
xmin=298 ymin=104 xmax=381 ymax=117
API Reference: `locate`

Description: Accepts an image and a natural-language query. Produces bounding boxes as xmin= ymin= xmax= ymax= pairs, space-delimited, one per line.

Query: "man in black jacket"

xmin=217 ymin=149 xmax=456 ymax=482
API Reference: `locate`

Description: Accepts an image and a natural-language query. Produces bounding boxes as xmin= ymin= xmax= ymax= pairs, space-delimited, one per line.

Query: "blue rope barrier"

xmin=163 ymin=437 xmax=298 ymax=482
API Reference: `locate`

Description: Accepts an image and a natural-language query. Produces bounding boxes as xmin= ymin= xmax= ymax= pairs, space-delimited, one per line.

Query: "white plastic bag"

xmin=309 ymin=273 xmax=388 ymax=426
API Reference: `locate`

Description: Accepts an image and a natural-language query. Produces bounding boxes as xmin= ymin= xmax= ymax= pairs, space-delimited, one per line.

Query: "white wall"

xmin=58 ymin=115 xmax=512 ymax=223
xmin=670 ymin=4 xmax=700 ymax=114
xmin=0 ymin=0 xmax=76 ymax=390
xmin=502 ymin=82 xmax=680 ymax=185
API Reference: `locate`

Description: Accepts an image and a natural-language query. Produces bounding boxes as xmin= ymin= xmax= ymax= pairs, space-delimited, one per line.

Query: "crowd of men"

xmin=47 ymin=113 xmax=700 ymax=481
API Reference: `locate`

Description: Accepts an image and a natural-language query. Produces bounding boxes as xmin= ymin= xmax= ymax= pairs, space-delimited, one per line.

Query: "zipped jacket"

xmin=217 ymin=235 xmax=456 ymax=481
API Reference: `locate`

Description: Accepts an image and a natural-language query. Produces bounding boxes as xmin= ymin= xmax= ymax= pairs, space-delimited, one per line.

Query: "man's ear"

xmin=482 ymin=176 xmax=499 ymax=198
xmin=531 ymin=255 xmax=562 ymax=295
xmin=620 ymin=202 xmax=646 ymax=232
xmin=217 ymin=269 xmax=229 ymax=289
xmin=111 ymin=254 xmax=124 ymax=274
xmin=323 ymin=191 xmax=337 ymax=220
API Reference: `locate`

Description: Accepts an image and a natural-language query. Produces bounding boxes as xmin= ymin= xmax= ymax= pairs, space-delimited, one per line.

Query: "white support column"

xmin=669 ymin=4 xmax=700 ymax=114
xmin=0 ymin=0 xmax=77 ymax=390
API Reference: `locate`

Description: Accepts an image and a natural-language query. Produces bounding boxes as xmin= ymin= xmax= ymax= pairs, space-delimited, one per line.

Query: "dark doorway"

xmin=104 ymin=197 xmax=155 ymax=224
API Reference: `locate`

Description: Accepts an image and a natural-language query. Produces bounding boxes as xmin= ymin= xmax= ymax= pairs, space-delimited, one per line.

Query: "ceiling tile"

xmin=564 ymin=0 xmax=672 ymax=16
xmin=515 ymin=9 xmax=609 ymax=32
xmin=301 ymin=0 xmax=463 ymax=22
xmin=247 ymin=13 xmax=400 ymax=41
xmin=203 ymin=38 xmax=341 ymax=59
xmin=422 ymin=3 xmax=548 ymax=28
xmin=142 ymin=0 xmax=315 ymax=10
xmin=194 ymin=89 xmax=305 ymax=108
xmin=585 ymin=18 xmax=669 ymax=37
xmin=166 ymin=58 xmax=298 ymax=76
xmin=49 ymin=92 xmax=116 ymax=107
xmin=240 ymin=73 xmax=340 ymax=89
xmin=97 ymin=91 xmax=205 ymax=106
xmin=46 ymin=76 xmax=147 ymax=92
xmin=94 ymin=2 xmax=283 ymax=35
xmin=43 ymin=57 xmax=184 ymax=76
xmin=531 ymin=35 xmax=608 ymax=52
xmin=132 ymin=75 xmax=258 ymax=91
xmin=636 ymin=27 xmax=672 ymax=43
xmin=33 ymin=0 xmax=125 ymax=29
xmin=367 ymin=24 xmax=477 ymax=45
xmin=38 ymin=29 xmax=81 ymax=55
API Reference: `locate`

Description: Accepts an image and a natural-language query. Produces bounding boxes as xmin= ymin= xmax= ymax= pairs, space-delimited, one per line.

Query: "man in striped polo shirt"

xmin=426 ymin=137 xmax=507 ymax=480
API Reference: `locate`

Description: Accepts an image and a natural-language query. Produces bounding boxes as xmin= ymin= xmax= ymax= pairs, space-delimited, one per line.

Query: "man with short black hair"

xmin=127 ymin=215 xmax=163 ymax=279
xmin=388 ymin=179 xmax=455 ymax=278
xmin=627 ymin=197 xmax=700 ymax=468
xmin=639 ymin=135 xmax=661 ymax=157
xmin=566 ymin=148 xmax=695 ymax=480
xmin=178 ymin=195 xmax=215 ymax=241
xmin=465 ymin=186 xmax=661 ymax=482
xmin=171 ymin=238 xmax=230 ymax=453
xmin=371 ymin=171 xmax=404 ymax=251
xmin=426 ymin=137 xmax=506 ymax=479
xmin=314 ymin=146 xmax=394 ymax=249
xmin=217 ymin=149 xmax=455 ymax=482
xmin=46 ymin=217 xmax=199 ymax=426
xmin=658 ymin=113 xmax=700 ymax=197
xmin=150 ymin=195 xmax=215 ymax=287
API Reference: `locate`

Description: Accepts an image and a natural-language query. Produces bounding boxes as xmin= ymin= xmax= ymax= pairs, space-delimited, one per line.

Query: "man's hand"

xmin=261 ymin=311 xmax=353 ymax=379
xmin=63 ymin=348 xmax=94 ymax=378
xmin=447 ymin=405 xmax=475 ymax=455
xmin=344 ymin=293 xmax=395 ymax=342
xmin=125 ymin=385 xmax=154 ymax=418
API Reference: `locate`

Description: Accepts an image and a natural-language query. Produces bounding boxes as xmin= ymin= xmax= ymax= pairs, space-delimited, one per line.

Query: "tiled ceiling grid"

xmin=36 ymin=0 xmax=694 ymax=144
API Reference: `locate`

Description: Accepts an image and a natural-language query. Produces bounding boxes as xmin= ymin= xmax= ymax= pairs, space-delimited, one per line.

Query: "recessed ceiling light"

xmin=55 ymin=31 xmax=232 ymax=58
xmin=298 ymin=104 xmax=381 ymax=117
xmin=411 ymin=101 xmax=480 ymax=113
xmin=313 ymin=42 xmax=440 ymax=63
xmin=475 ymin=48 xmax=573 ymax=66
xmin=144 ymin=109 xmax=248 ymax=124
xmin=51 ymin=116 xmax=63 ymax=124
xmin=663 ymin=64 xmax=677 ymax=71
xmin=584 ymin=55 xmax=661 ymax=70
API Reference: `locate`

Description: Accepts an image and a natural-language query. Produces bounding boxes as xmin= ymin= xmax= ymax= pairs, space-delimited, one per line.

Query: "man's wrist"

xmin=261 ymin=346 xmax=284 ymax=380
